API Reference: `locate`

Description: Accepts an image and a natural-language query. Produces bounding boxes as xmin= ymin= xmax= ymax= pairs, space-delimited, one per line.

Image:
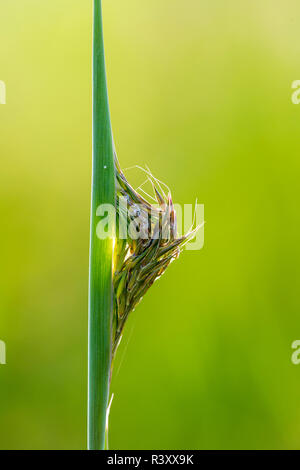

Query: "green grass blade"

xmin=88 ymin=0 xmax=115 ymax=450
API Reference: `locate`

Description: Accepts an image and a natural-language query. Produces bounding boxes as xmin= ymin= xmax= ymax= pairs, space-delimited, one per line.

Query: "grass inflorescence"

xmin=112 ymin=155 xmax=198 ymax=356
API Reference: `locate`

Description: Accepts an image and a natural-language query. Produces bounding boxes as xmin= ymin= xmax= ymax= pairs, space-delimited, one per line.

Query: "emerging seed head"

xmin=112 ymin=155 xmax=198 ymax=356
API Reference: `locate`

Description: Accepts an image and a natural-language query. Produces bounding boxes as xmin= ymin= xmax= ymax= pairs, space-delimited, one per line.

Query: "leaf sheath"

xmin=88 ymin=0 xmax=115 ymax=451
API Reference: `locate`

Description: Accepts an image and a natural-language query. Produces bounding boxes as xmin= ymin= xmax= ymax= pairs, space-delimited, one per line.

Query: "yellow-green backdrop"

xmin=1 ymin=0 xmax=300 ymax=450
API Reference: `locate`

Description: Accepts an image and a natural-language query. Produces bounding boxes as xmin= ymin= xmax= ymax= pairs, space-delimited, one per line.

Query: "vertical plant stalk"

xmin=88 ymin=0 xmax=115 ymax=450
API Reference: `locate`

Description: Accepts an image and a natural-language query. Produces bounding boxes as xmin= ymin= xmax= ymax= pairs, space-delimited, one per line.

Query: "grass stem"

xmin=88 ymin=0 xmax=115 ymax=450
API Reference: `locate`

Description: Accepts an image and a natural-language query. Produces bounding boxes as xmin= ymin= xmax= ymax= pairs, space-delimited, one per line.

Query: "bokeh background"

xmin=1 ymin=0 xmax=300 ymax=450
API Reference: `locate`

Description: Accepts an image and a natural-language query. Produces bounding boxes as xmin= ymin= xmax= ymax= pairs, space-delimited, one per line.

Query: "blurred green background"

xmin=1 ymin=0 xmax=300 ymax=450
